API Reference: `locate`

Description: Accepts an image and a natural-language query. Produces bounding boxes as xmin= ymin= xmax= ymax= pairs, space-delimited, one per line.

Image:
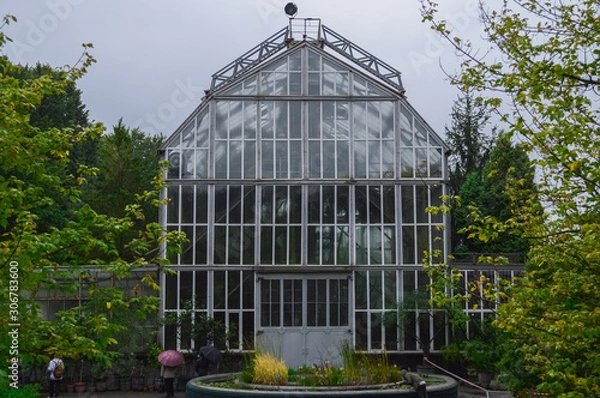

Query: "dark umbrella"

xmin=200 ymin=346 xmax=223 ymax=364
xmin=158 ymin=350 xmax=184 ymax=367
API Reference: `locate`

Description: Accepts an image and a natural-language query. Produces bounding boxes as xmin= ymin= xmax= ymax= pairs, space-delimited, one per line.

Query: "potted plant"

xmin=462 ymin=337 xmax=500 ymax=388
xmin=91 ymin=362 xmax=108 ymax=392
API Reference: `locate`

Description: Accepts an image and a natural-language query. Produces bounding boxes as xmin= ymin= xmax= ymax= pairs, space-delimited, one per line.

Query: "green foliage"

xmin=0 ymin=21 xmax=186 ymax=373
xmin=421 ymin=0 xmax=600 ymax=396
xmin=0 ymin=384 xmax=40 ymax=398
xmin=162 ymin=300 xmax=235 ymax=350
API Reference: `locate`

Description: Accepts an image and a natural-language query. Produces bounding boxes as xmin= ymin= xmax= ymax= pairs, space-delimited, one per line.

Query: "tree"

xmin=421 ymin=1 xmax=600 ymax=396
xmin=0 ymin=16 xmax=186 ymax=380
xmin=445 ymin=90 xmax=494 ymax=252
xmin=455 ymin=134 xmax=535 ymax=254
xmin=445 ymin=89 xmax=493 ymax=195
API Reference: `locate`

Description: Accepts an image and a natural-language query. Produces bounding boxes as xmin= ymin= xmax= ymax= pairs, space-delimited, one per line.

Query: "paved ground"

xmin=42 ymin=383 xmax=515 ymax=398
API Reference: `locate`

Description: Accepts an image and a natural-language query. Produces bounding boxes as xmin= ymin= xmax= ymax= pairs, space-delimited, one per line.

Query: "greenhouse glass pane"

xmin=337 ymin=226 xmax=350 ymax=265
xmin=244 ymin=102 xmax=257 ymax=139
xmin=353 ymin=75 xmax=367 ymax=96
xmin=275 ymin=141 xmax=288 ymax=178
xmin=354 ymin=141 xmax=367 ymax=178
xmin=416 ymin=185 xmax=428 ymax=223
xmin=370 ymin=226 xmax=382 ymax=265
xmin=229 ymin=186 xmax=241 ymax=223
xmin=215 ymin=186 xmax=228 ymax=223
xmin=309 ymin=141 xmax=321 ymax=178
xmin=367 ymin=102 xmax=381 ymax=139
xmin=244 ymin=141 xmax=256 ymax=179
xmin=308 ymin=50 xmax=320 ymax=71
xmin=381 ymin=142 xmax=396 ymax=178
xmin=195 ymin=226 xmax=207 ymax=264
xmin=275 ymin=102 xmax=288 ymax=139
xmin=167 ymin=186 xmax=178 ymax=224
xmin=274 ymin=73 xmax=288 ymax=95
xmin=368 ymin=142 xmax=381 ymax=178
xmin=262 ymin=141 xmax=273 ymax=179
xmin=181 ymin=185 xmax=194 ymax=223
xmin=337 ymin=141 xmax=349 ymax=178
xmin=401 ymin=186 xmax=414 ymax=223
xmin=215 ymin=141 xmax=227 ymax=179
xmin=400 ymin=148 xmax=414 ymax=178
xmin=242 ymin=226 xmax=255 ymax=265
xmin=228 ymin=226 xmax=241 ymax=265
xmin=381 ymin=102 xmax=394 ymax=139
xmin=230 ymin=101 xmax=243 ymax=139
xmin=307 ymin=226 xmax=319 ymax=264
xmin=195 ymin=149 xmax=208 ymax=178
xmin=229 ymin=141 xmax=242 ymax=179
xmin=308 ymin=72 xmax=320 ymax=95
xmin=215 ymin=102 xmax=228 ymax=139
xmin=414 ymin=119 xmax=428 ymax=146
xmin=322 ymin=102 xmax=335 ymax=139
xmin=290 ymin=140 xmax=302 ymax=178
xmin=289 ymin=50 xmax=301 ymax=70
xmin=416 ymin=148 xmax=428 ymax=177
xmin=197 ymin=108 xmax=209 ymax=148
xmin=322 ymin=141 xmax=335 ymax=178
xmin=290 ymin=102 xmax=301 ymax=138
xmin=337 ymin=186 xmax=349 ymax=223
xmin=181 ymin=121 xmax=194 ymax=148
xmin=308 ymin=101 xmax=320 ymax=138
xmin=370 ymin=271 xmax=383 ymax=309
xmin=430 ymin=148 xmax=442 ymax=178
xmin=308 ymin=186 xmax=320 ymax=224
xmin=353 ymin=103 xmax=366 ymax=140
xmin=402 ymin=226 xmax=415 ymax=264
xmin=261 ymin=102 xmax=273 ymax=139
xmin=182 ymin=149 xmax=195 ymax=179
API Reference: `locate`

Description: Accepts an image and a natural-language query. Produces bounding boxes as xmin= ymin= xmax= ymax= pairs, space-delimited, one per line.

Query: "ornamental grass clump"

xmin=252 ymin=352 xmax=288 ymax=385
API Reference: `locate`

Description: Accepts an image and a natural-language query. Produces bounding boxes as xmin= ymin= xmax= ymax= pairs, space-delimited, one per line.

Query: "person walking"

xmin=161 ymin=364 xmax=177 ymax=397
xmin=47 ymin=356 xmax=64 ymax=398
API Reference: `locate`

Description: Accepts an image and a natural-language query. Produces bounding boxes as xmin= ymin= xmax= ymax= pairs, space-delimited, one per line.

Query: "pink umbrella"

xmin=158 ymin=350 xmax=184 ymax=367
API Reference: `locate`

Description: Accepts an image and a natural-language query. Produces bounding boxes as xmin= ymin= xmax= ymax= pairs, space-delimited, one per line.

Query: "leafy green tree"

xmin=445 ymin=89 xmax=493 ymax=195
xmin=445 ymin=90 xmax=494 ymax=252
xmin=455 ymin=135 xmax=535 ymax=254
xmin=86 ymin=120 xmax=163 ymax=221
xmin=0 ymin=16 xmax=186 ymax=379
xmin=422 ymin=1 xmax=600 ymax=396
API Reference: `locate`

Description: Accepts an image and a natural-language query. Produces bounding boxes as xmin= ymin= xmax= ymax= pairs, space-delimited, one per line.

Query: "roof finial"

xmin=284 ymin=2 xmax=298 ymax=18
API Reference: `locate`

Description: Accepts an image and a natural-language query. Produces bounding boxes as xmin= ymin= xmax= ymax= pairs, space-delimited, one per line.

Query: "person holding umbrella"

xmin=158 ymin=350 xmax=184 ymax=397
xmin=196 ymin=346 xmax=222 ymax=376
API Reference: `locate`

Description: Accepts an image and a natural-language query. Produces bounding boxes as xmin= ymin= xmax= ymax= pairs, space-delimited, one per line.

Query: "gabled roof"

xmin=209 ymin=22 xmax=404 ymax=95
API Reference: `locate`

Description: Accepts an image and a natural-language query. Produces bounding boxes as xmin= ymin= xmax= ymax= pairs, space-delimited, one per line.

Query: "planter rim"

xmin=188 ymin=373 xmax=458 ymax=396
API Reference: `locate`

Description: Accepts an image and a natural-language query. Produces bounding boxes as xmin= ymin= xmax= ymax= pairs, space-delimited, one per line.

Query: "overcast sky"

xmin=2 ymin=0 xmax=484 ymax=139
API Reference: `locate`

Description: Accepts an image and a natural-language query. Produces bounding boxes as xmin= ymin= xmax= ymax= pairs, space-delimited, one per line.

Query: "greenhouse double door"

xmin=257 ymin=274 xmax=352 ymax=368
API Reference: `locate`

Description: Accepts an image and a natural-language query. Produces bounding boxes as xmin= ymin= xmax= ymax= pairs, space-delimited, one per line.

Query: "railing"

xmin=449 ymin=252 xmax=526 ymax=266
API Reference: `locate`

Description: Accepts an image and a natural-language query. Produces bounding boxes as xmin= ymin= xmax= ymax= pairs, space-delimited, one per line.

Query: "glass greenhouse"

xmin=159 ymin=21 xmax=452 ymax=367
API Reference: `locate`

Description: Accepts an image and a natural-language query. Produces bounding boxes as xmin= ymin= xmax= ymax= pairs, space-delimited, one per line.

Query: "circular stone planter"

xmin=187 ymin=373 xmax=458 ymax=398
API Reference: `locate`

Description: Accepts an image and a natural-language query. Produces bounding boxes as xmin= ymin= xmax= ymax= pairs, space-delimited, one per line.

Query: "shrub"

xmin=252 ymin=353 xmax=288 ymax=386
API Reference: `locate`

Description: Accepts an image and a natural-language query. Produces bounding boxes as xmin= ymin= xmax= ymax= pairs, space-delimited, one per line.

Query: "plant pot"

xmin=132 ymin=376 xmax=145 ymax=391
xmin=477 ymin=372 xmax=494 ymax=388
xmin=74 ymin=381 xmax=86 ymax=393
xmin=87 ymin=385 xmax=97 ymax=393
xmin=66 ymin=384 xmax=75 ymax=393
xmin=96 ymin=381 xmax=107 ymax=392
xmin=120 ymin=377 xmax=132 ymax=391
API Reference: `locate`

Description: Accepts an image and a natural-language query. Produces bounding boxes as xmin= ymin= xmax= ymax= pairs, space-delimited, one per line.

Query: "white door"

xmin=257 ymin=275 xmax=352 ymax=368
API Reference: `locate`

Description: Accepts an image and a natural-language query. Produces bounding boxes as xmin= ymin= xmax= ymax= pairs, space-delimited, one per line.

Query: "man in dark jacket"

xmin=401 ymin=369 xmax=427 ymax=398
